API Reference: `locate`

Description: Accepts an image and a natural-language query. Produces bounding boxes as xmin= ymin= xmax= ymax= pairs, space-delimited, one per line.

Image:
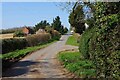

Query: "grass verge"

xmin=58 ymin=51 xmax=96 ymax=78
xmin=66 ymin=35 xmax=79 ymax=46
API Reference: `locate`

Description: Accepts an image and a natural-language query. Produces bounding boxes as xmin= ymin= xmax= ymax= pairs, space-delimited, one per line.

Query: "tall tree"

xmin=35 ymin=20 xmax=49 ymax=31
xmin=52 ymin=16 xmax=66 ymax=34
xmin=52 ymin=16 xmax=62 ymax=31
xmin=69 ymin=5 xmax=85 ymax=34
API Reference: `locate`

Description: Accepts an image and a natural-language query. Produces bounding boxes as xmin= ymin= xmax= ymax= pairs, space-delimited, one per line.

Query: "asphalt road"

xmin=2 ymin=35 xmax=78 ymax=78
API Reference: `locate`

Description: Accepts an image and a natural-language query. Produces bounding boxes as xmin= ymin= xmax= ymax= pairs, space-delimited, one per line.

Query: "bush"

xmin=89 ymin=14 xmax=120 ymax=78
xmin=2 ymin=38 xmax=28 ymax=54
xmin=79 ymin=27 xmax=96 ymax=59
xmin=26 ymin=33 xmax=51 ymax=46
xmin=13 ymin=30 xmax=24 ymax=37
xmin=79 ymin=13 xmax=120 ymax=78
xmin=50 ymin=30 xmax=61 ymax=40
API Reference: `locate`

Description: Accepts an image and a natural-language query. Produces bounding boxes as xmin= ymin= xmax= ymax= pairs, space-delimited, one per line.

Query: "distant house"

xmin=22 ymin=27 xmax=34 ymax=35
xmin=23 ymin=27 xmax=29 ymax=35
xmin=85 ymin=23 xmax=89 ymax=29
xmin=36 ymin=29 xmax=46 ymax=34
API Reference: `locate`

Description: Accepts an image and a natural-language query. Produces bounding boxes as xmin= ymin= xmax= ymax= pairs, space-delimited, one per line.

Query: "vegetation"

xmin=62 ymin=1 xmax=120 ymax=79
xmin=78 ymin=2 xmax=120 ymax=79
xmin=2 ymin=38 xmax=28 ymax=54
xmin=26 ymin=33 xmax=51 ymax=46
xmin=0 ymin=27 xmax=23 ymax=34
xmin=63 ymin=27 xmax=68 ymax=34
xmin=58 ymin=51 xmax=95 ymax=78
xmin=13 ymin=30 xmax=24 ymax=37
xmin=1 ymin=40 xmax=56 ymax=71
xmin=66 ymin=35 xmax=79 ymax=46
xmin=50 ymin=30 xmax=61 ymax=40
xmin=34 ymin=20 xmax=50 ymax=31
xmin=51 ymin=16 xmax=68 ymax=34
xmin=69 ymin=5 xmax=85 ymax=34
xmin=2 ymin=33 xmax=51 ymax=54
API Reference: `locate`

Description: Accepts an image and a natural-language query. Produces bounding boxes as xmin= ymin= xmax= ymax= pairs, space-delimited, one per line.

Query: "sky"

xmin=1 ymin=2 xmax=70 ymax=29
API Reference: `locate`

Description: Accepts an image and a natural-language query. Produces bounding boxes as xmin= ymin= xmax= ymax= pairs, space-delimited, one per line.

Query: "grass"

xmin=1 ymin=40 xmax=56 ymax=60
xmin=58 ymin=51 xmax=96 ymax=78
xmin=66 ymin=35 xmax=79 ymax=46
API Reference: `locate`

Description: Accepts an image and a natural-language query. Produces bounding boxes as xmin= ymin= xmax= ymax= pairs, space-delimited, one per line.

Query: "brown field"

xmin=0 ymin=33 xmax=14 ymax=39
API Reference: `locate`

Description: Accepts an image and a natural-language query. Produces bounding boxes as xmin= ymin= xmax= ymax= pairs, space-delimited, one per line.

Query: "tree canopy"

xmin=35 ymin=20 xmax=50 ymax=31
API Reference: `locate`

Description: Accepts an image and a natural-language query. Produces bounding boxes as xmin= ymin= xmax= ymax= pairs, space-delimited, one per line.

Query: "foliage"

xmin=2 ymin=31 xmax=61 ymax=54
xmin=89 ymin=15 xmax=120 ymax=79
xmin=79 ymin=27 xmax=96 ymax=59
xmin=1 ymin=40 xmax=56 ymax=71
xmin=52 ymin=16 xmax=62 ymax=32
xmin=26 ymin=27 xmax=35 ymax=34
xmin=34 ymin=20 xmax=50 ymax=31
xmin=45 ymin=25 xmax=53 ymax=33
xmin=2 ymin=38 xmax=28 ymax=54
xmin=0 ymin=27 xmax=22 ymax=34
xmin=26 ymin=33 xmax=51 ymax=46
xmin=13 ymin=30 xmax=24 ymax=37
xmin=58 ymin=51 xmax=95 ymax=78
xmin=79 ymin=2 xmax=120 ymax=79
xmin=63 ymin=27 xmax=68 ymax=33
xmin=69 ymin=5 xmax=85 ymax=34
xmin=51 ymin=16 xmax=66 ymax=34
xmin=50 ymin=30 xmax=61 ymax=40
xmin=66 ymin=35 xmax=79 ymax=46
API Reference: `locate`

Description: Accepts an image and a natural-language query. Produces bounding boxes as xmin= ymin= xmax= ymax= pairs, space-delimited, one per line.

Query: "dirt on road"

xmin=2 ymin=35 xmax=78 ymax=78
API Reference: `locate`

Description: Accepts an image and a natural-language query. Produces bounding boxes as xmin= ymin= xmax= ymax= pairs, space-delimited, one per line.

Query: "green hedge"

xmin=2 ymin=38 xmax=28 ymax=54
xmin=79 ymin=26 xmax=96 ymax=59
xmin=2 ymin=33 xmax=53 ymax=54
xmin=89 ymin=14 xmax=120 ymax=78
xmin=79 ymin=13 xmax=120 ymax=78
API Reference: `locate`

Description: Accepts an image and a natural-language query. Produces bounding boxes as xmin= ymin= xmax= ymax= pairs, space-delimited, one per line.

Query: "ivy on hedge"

xmin=79 ymin=2 xmax=120 ymax=79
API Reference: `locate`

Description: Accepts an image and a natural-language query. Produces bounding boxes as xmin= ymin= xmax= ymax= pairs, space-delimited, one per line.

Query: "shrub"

xmin=79 ymin=13 xmax=120 ymax=78
xmin=89 ymin=14 xmax=120 ymax=78
xmin=79 ymin=26 xmax=96 ymax=59
xmin=50 ymin=30 xmax=61 ymax=40
xmin=13 ymin=30 xmax=24 ymax=37
xmin=26 ymin=33 xmax=51 ymax=46
xmin=2 ymin=38 xmax=28 ymax=54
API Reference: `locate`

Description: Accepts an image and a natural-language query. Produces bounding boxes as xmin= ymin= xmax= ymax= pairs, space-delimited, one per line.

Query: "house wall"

xmin=23 ymin=28 xmax=29 ymax=34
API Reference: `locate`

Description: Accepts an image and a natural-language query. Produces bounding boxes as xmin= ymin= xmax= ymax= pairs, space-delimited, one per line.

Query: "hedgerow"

xmin=79 ymin=2 xmax=120 ymax=79
xmin=2 ymin=33 xmax=59 ymax=54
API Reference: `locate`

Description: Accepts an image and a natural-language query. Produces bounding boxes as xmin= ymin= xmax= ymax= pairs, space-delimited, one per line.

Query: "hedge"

xmin=2 ymin=38 xmax=28 ymax=54
xmin=50 ymin=30 xmax=61 ymax=40
xmin=79 ymin=9 xmax=120 ymax=79
xmin=26 ymin=33 xmax=51 ymax=46
xmin=2 ymin=33 xmax=53 ymax=54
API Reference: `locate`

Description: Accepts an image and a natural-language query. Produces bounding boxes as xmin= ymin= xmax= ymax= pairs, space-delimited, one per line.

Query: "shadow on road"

xmin=2 ymin=60 xmax=40 ymax=77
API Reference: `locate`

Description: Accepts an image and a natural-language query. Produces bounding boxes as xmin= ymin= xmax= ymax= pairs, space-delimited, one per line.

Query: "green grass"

xmin=1 ymin=40 xmax=56 ymax=60
xmin=66 ymin=35 xmax=79 ymax=46
xmin=58 ymin=51 xmax=96 ymax=78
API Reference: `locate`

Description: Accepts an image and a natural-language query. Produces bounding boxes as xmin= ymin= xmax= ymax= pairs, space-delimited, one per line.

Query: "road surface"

xmin=2 ymin=35 xmax=78 ymax=78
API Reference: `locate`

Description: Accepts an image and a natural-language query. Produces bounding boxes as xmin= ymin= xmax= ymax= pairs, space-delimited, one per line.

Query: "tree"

xmin=35 ymin=20 xmax=49 ymax=31
xmin=51 ymin=16 xmax=65 ymax=34
xmin=52 ymin=16 xmax=62 ymax=31
xmin=69 ymin=5 xmax=85 ymax=34
xmin=64 ymin=27 xmax=68 ymax=33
